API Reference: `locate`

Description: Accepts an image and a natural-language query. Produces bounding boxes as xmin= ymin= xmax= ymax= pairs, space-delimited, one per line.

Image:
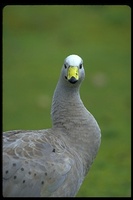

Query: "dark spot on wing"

xmin=52 ymin=148 xmax=55 ymax=152
xmin=41 ymin=181 xmax=44 ymax=185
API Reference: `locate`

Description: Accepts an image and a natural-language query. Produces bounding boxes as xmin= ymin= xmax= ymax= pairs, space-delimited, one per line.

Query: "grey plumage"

xmin=3 ymin=54 xmax=101 ymax=197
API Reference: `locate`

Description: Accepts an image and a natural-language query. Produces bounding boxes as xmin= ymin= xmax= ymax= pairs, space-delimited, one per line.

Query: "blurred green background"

xmin=3 ymin=5 xmax=131 ymax=197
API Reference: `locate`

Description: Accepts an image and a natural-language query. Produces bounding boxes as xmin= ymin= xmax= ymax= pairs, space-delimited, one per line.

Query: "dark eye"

xmin=64 ymin=64 xmax=67 ymax=69
xmin=79 ymin=64 xmax=82 ymax=69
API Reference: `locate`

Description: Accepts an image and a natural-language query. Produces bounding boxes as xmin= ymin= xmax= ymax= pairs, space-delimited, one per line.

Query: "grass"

xmin=3 ymin=5 xmax=131 ymax=197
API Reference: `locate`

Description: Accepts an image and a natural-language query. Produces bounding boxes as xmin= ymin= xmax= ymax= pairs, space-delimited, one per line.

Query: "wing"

xmin=3 ymin=129 xmax=83 ymax=197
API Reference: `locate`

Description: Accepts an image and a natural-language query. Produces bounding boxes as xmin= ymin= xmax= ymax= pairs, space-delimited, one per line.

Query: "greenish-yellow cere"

xmin=67 ymin=66 xmax=79 ymax=80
